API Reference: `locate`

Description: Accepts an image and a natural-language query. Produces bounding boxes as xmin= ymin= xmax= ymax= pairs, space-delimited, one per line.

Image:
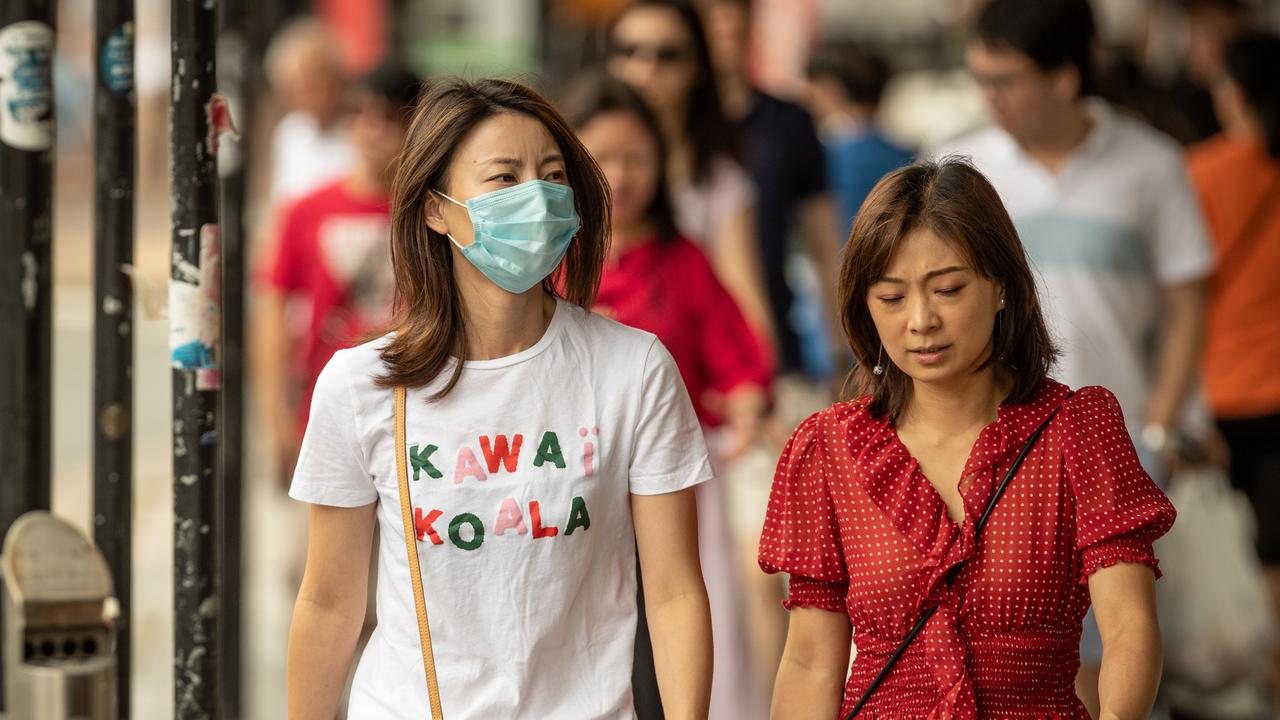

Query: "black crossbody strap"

xmin=845 ymin=403 xmax=1064 ymax=719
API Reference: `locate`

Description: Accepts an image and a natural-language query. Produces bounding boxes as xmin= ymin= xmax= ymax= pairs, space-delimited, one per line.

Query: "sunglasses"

xmin=609 ymin=41 xmax=692 ymax=65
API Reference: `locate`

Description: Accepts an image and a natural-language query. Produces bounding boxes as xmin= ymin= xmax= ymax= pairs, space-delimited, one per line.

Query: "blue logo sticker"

xmin=100 ymin=23 xmax=134 ymax=95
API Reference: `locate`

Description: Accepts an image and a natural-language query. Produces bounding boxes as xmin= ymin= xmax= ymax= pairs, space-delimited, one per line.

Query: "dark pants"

xmin=1218 ymin=411 xmax=1280 ymax=566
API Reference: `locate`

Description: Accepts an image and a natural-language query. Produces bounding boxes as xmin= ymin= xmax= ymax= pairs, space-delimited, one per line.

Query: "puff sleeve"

xmin=758 ymin=411 xmax=849 ymax=612
xmin=1063 ymin=386 xmax=1177 ymax=584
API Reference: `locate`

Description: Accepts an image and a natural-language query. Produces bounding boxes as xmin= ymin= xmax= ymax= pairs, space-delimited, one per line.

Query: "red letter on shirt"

xmin=479 ymin=434 xmax=523 ymax=474
xmin=529 ymin=500 xmax=559 ymax=538
xmin=415 ymin=507 xmax=444 ymax=545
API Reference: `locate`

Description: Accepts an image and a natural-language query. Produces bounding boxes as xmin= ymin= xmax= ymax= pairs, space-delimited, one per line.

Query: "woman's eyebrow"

xmin=476 ymin=153 xmax=564 ymax=167
xmin=877 ymin=266 xmax=969 ymax=284
xmin=924 ymin=266 xmax=969 ymax=281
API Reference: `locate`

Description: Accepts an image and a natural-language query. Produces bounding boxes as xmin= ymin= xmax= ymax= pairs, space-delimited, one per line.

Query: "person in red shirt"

xmin=254 ymin=62 xmax=421 ymax=482
xmin=761 ymin=160 xmax=1173 ymax=719
xmin=565 ymin=72 xmax=774 ymax=717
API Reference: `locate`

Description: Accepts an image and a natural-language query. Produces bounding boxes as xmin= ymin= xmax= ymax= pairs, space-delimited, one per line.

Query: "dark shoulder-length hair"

xmin=1224 ymin=31 xmax=1280 ymax=159
xmin=561 ymin=70 xmax=679 ymax=244
xmin=606 ymin=0 xmax=737 ymax=184
xmin=839 ymin=158 xmax=1058 ymax=419
xmin=376 ymin=77 xmax=611 ymax=398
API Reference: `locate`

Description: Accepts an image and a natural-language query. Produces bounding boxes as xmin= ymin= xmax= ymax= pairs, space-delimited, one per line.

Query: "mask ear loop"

xmin=435 ymin=189 xmax=465 ymax=207
xmin=433 ymin=190 xmax=467 ymax=250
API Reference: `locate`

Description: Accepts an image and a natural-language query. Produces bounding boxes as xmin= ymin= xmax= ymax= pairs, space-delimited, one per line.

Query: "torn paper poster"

xmin=170 ymin=224 xmax=221 ymax=391
xmin=0 ymin=21 xmax=54 ymax=151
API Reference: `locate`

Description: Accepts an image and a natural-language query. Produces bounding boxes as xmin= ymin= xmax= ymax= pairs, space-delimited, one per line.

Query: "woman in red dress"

xmin=760 ymin=159 xmax=1174 ymax=719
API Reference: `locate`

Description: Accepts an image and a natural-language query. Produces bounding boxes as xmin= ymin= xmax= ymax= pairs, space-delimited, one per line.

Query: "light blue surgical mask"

xmin=437 ymin=180 xmax=582 ymax=294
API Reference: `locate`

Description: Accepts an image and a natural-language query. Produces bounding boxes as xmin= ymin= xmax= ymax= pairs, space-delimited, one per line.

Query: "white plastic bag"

xmin=1155 ymin=465 xmax=1278 ymax=693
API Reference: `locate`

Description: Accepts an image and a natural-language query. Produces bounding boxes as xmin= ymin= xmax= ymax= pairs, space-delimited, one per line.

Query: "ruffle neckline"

xmin=842 ymin=380 xmax=1072 ymax=719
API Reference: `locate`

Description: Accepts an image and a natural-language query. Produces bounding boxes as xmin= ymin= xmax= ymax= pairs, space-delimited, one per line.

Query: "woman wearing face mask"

xmin=565 ymin=72 xmax=772 ymax=717
xmin=762 ymin=160 xmax=1175 ymax=719
xmin=287 ymin=77 xmax=713 ymax=719
xmin=606 ymin=0 xmax=774 ymax=352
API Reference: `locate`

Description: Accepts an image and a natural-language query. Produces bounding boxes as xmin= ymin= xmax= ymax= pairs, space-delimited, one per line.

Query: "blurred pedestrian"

xmin=701 ymin=0 xmax=846 ymax=384
xmin=1189 ymin=30 xmax=1280 ymax=713
xmin=1164 ymin=0 xmax=1253 ymax=145
xmin=288 ymin=77 xmax=713 ymax=718
xmin=253 ymin=62 xmax=419 ymax=484
xmin=803 ymin=44 xmax=914 ymax=240
xmin=566 ymin=71 xmax=774 ymax=719
xmin=263 ymin=16 xmax=354 ymax=205
xmin=567 ymin=73 xmax=771 ymax=455
xmin=935 ymin=1 xmax=1214 ymax=707
xmin=763 ymin=159 xmax=1173 ymax=719
xmin=607 ymin=0 xmax=775 ymax=349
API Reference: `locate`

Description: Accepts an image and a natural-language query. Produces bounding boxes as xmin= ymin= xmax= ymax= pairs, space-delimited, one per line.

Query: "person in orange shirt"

xmin=1188 ymin=30 xmax=1280 ymax=706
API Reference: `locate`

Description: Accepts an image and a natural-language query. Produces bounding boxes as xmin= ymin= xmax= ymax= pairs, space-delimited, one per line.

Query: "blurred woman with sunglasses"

xmin=606 ymin=0 xmax=775 ymax=357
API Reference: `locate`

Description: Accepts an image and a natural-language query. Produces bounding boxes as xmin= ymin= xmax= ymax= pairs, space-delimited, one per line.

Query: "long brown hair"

xmin=839 ymin=158 xmax=1058 ymax=419
xmin=376 ymin=77 xmax=611 ymax=398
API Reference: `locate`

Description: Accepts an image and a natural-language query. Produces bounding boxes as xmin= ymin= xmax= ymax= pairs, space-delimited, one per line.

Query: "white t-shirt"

xmin=671 ymin=155 xmax=757 ymax=250
xmin=270 ymin=110 xmax=354 ymax=204
xmin=290 ymin=299 xmax=713 ymax=719
xmin=934 ymin=100 xmax=1214 ymax=435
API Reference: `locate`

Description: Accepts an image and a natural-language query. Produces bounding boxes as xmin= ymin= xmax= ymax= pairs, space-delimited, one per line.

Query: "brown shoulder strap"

xmin=394 ymin=386 xmax=445 ymax=718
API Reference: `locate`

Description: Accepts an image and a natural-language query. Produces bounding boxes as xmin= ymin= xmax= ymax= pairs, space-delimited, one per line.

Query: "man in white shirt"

xmin=935 ymin=0 xmax=1213 ymax=712
xmin=264 ymin=17 xmax=354 ymax=205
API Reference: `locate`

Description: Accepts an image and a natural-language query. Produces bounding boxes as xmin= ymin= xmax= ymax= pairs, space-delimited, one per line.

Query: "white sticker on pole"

xmin=0 ymin=21 xmax=54 ymax=151
xmin=170 ymin=224 xmax=221 ymax=391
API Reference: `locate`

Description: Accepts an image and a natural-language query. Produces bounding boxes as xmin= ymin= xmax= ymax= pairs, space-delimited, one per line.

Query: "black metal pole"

xmin=0 ymin=2 xmax=55 ymax=550
xmin=0 ymin=1 xmax=56 ymax=712
xmin=215 ymin=16 xmax=249 ymax=717
xmin=92 ymin=3 xmax=136 ymax=717
xmin=170 ymin=0 xmax=221 ymax=717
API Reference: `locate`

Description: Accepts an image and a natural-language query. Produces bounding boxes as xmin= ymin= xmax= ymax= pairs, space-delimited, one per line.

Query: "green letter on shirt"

xmin=409 ymin=444 xmax=443 ymax=481
xmin=533 ymin=431 xmax=566 ymax=469
xmin=564 ymin=496 xmax=591 ymax=536
xmin=448 ymin=513 xmax=485 ymax=551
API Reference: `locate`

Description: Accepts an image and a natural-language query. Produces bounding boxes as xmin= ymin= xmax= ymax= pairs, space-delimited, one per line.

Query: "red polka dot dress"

xmin=758 ymin=381 xmax=1175 ymax=719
